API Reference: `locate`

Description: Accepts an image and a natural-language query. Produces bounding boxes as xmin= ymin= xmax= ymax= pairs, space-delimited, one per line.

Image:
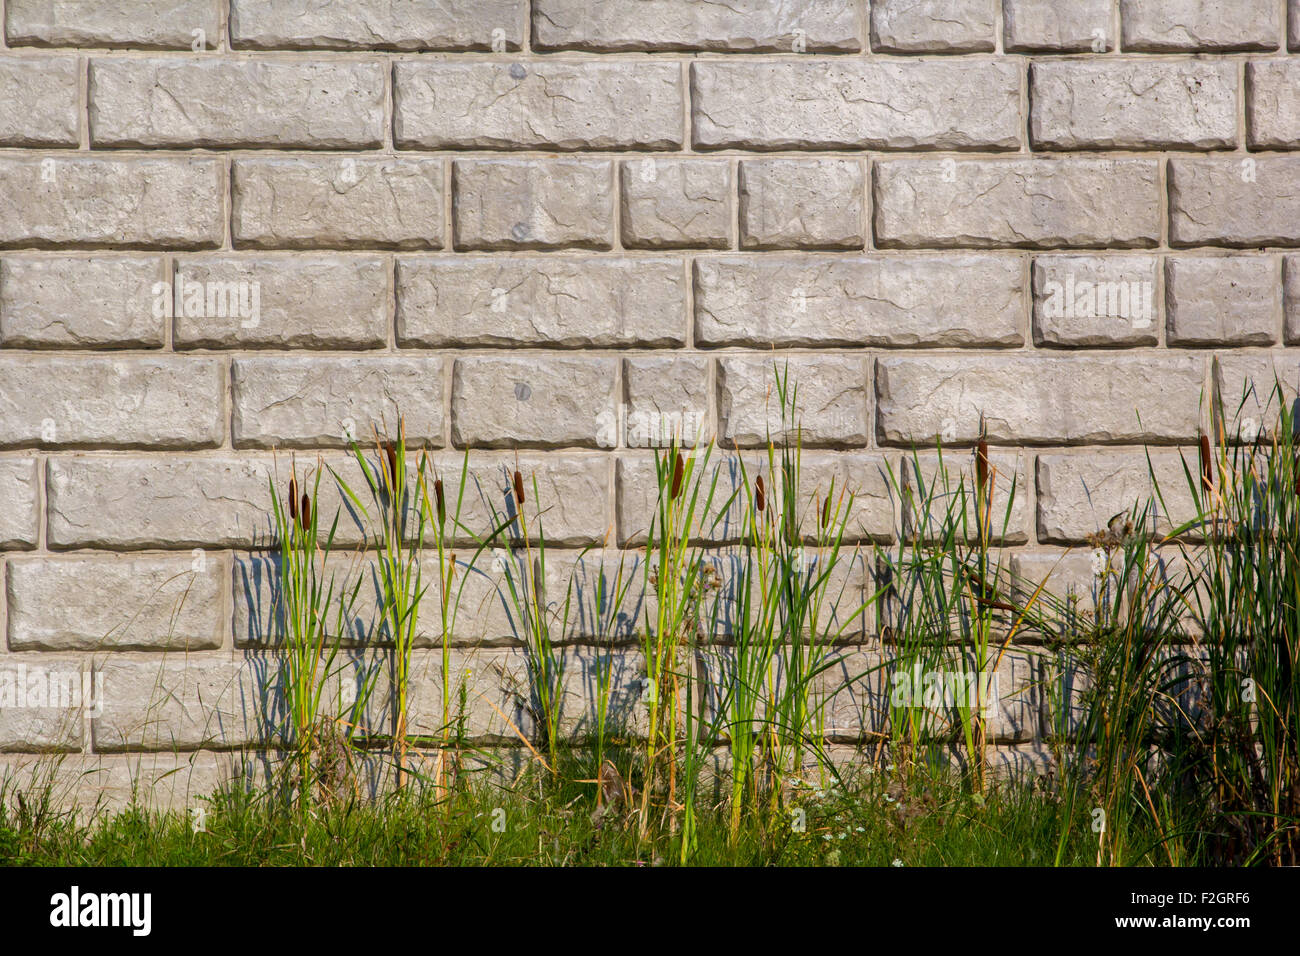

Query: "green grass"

xmin=0 ymin=759 xmax=1151 ymax=867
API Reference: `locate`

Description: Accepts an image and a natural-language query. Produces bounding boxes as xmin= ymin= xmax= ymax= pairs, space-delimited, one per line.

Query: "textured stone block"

xmin=447 ymin=452 xmax=611 ymax=546
xmin=1165 ymin=256 xmax=1279 ymax=346
xmin=0 ymin=459 xmax=40 ymax=549
xmin=232 ymin=356 xmax=446 ymax=449
xmin=695 ymin=255 xmax=1024 ymax=348
xmin=395 ymin=61 xmax=681 ymax=150
xmin=1213 ymin=351 xmax=1300 ymax=428
xmin=1120 ymin=0 xmax=1279 ymax=51
xmin=5 ymin=0 xmax=221 ymax=48
xmin=0 ymin=156 xmax=224 ymax=249
xmin=90 ymin=58 xmax=384 ymax=149
xmin=397 ymin=256 xmax=685 ymax=348
xmin=615 ymin=451 xmax=893 ymax=548
xmin=691 ymin=59 xmax=1020 ymax=151
xmin=0 ymin=55 xmax=79 ymax=146
xmin=451 ymin=355 xmax=617 ymax=449
xmin=45 ymin=454 xmax=366 ymax=550
xmin=900 ymin=449 xmax=1032 ymax=545
xmin=0 ymin=753 xmax=236 ymax=817
xmin=1037 ymin=451 xmax=1202 ymax=544
xmin=870 ymin=0 xmax=996 ymax=52
xmin=0 ymin=657 xmax=85 ymax=752
xmin=232 ymin=549 xmax=522 ymax=649
xmin=359 ymin=647 xmax=649 ymax=743
xmin=532 ymin=0 xmax=861 ymax=52
xmin=1169 ymin=157 xmax=1300 ymax=248
xmin=876 ymin=353 xmax=1203 ymax=445
xmin=6 ymin=553 xmax=226 ymax=650
xmin=538 ymin=549 xmax=646 ymax=644
xmin=739 ymin=159 xmax=864 ymax=250
xmin=0 ymin=355 xmax=224 ymax=449
xmin=875 ymin=159 xmax=1162 ymax=249
xmin=230 ymin=0 xmax=525 ymax=50
xmin=1 ymin=256 xmax=166 ymax=348
xmin=1003 ymin=0 xmax=1113 ymax=52
xmin=622 ymin=354 xmax=710 ymax=448
xmin=619 ymin=160 xmax=730 ymax=250
xmin=93 ymin=656 xmax=268 ymax=751
xmin=1031 ymin=60 xmax=1237 ymax=151
xmin=1031 ymin=255 xmax=1159 ymax=347
xmin=1247 ymin=60 xmax=1300 ymax=149
xmin=718 ymin=355 xmax=869 ymax=448
xmin=453 ymin=160 xmax=613 ymax=251
xmin=233 ymin=157 xmax=444 ymax=250
xmin=171 ymin=256 xmax=388 ymax=349
xmin=1288 ymin=256 xmax=1300 ymax=343
xmin=614 ymin=451 xmax=760 ymax=547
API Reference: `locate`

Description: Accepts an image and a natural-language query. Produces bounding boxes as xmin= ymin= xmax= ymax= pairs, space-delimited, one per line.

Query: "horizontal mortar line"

xmin=4 ymin=47 xmax=1292 ymax=62
xmin=8 ymin=241 xmax=1297 ymax=254
xmin=7 ymin=147 xmax=1300 ymax=160
xmin=2 ymin=248 xmax=1295 ymax=260
xmin=0 ymin=346 xmax=1248 ymax=361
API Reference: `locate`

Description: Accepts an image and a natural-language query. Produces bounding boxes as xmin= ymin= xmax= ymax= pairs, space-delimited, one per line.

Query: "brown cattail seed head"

xmin=384 ymin=443 xmax=398 ymax=488
xmin=300 ymin=493 xmax=311 ymax=530
xmin=975 ymin=439 xmax=990 ymax=494
xmin=821 ymin=494 xmax=832 ymax=529
xmin=434 ymin=478 xmax=446 ymax=525
xmin=1199 ymin=434 xmax=1213 ymax=495
xmin=513 ymin=470 xmax=526 ymax=506
xmin=755 ymin=474 xmax=766 ymax=513
xmin=670 ymin=453 xmax=684 ymax=499
xmin=288 ymin=477 xmax=298 ymax=520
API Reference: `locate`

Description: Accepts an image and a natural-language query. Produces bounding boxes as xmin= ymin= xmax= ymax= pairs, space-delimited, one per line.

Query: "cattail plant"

xmin=578 ymin=547 xmax=637 ymax=791
xmin=641 ymin=439 xmax=724 ymax=849
xmin=720 ymin=363 xmax=874 ymax=841
xmin=878 ymin=429 xmax=1024 ymax=792
xmin=333 ymin=420 xmax=429 ymax=791
xmin=1042 ymin=497 xmax=1187 ymax=866
xmin=1158 ymin=378 xmax=1300 ymax=865
xmin=416 ymin=451 xmax=477 ymax=797
xmin=268 ymin=454 xmax=369 ymax=811
xmin=474 ymin=465 xmax=569 ymax=771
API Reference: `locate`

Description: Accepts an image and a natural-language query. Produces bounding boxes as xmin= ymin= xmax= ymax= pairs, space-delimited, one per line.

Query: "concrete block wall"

xmin=1 ymin=0 xmax=1298 ymax=808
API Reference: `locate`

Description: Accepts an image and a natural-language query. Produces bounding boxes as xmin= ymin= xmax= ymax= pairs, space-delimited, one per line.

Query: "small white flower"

xmin=884 ymin=793 xmax=895 ymax=804
xmin=1090 ymin=547 xmax=1107 ymax=579
xmin=855 ymin=826 xmax=865 ymax=833
xmin=892 ymin=858 xmax=904 ymax=867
